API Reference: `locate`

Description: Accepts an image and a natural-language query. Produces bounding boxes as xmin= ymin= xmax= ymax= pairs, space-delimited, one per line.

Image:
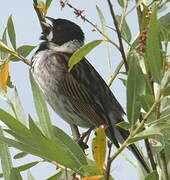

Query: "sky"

xmin=0 ymin=0 xmax=169 ymax=180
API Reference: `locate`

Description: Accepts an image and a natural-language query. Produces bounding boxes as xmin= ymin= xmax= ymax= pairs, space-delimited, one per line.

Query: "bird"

xmin=31 ymin=17 xmax=150 ymax=173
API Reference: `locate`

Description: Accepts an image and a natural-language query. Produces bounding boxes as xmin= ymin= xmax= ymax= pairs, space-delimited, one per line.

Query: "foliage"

xmin=0 ymin=0 xmax=170 ymax=179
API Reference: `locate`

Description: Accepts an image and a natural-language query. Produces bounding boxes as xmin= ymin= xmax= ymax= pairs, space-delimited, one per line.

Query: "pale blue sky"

xmin=0 ymin=0 xmax=169 ymax=180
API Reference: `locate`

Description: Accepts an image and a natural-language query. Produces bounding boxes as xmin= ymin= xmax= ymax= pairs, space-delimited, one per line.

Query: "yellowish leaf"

xmin=0 ymin=60 xmax=9 ymax=92
xmin=37 ymin=5 xmax=47 ymax=15
xmin=80 ymin=175 xmax=103 ymax=180
xmin=92 ymin=126 xmax=106 ymax=169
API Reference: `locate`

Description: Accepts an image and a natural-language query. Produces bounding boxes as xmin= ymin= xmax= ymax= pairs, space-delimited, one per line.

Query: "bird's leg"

xmin=76 ymin=127 xmax=94 ymax=150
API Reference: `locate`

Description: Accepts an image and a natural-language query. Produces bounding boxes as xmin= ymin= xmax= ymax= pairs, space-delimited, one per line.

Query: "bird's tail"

xmin=105 ymin=126 xmax=150 ymax=173
xmin=128 ymin=143 xmax=150 ymax=173
xmin=116 ymin=126 xmax=150 ymax=173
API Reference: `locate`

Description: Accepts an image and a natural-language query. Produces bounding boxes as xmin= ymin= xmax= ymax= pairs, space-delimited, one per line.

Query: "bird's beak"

xmin=45 ymin=16 xmax=55 ymax=22
xmin=41 ymin=21 xmax=52 ymax=36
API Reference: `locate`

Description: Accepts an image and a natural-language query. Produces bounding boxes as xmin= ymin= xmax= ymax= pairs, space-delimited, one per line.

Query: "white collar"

xmin=48 ymin=40 xmax=83 ymax=53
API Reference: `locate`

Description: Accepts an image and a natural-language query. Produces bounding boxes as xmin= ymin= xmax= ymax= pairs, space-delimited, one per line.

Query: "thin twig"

xmin=110 ymin=99 xmax=161 ymax=163
xmin=158 ymin=150 xmax=169 ymax=180
xmin=105 ymin=141 xmax=112 ymax=180
xmin=59 ymin=0 xmax=120 ymax=51
xmin=107 ymin=0 xmax=128 ymax=72
xmin=144 ymin=139 xmax=157 ymax=170
xmin=33 ymin=0 xmax=46 ymax=33
xmin=139 ymin=115 xmax=157 ymax=171
xmin=107 ymin=60 xmax=124 ymax=87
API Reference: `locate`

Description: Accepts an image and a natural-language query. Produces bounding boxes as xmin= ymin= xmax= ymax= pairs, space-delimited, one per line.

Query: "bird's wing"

xmin=55 ymin=53 xmax=124 ymax=147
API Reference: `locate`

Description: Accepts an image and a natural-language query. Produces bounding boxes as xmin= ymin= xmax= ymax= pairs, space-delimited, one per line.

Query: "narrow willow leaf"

xmin=53 ymin=126 xmax=87 ymax=167
xmin=27 ymin=171 xmax=36 ymax=180
xmin=140 ymin=95 xmax=154 ymax=112
xmin=14 ymin=151 xmax=28 ymax=159
xmin=116 ymin=121 xmax=130 ymax=130
xmin=47 ymin=171 xmax=62 ymax=180
xmin=144 ymin=170 xmax=158 ymax=180
xmin=116 ymin=15 xmax=132 ymax=42
xmin=0 ymin=135 xmax=50 ymax=161
xmin=129 ymin=118 xmax=170 ymax=144
xmin=1 ymin=28 xmax=8 ymax=59
xmin=0 ymin=60 xmax=9 ymax=92
xmin=29 ymin=71 xmax=54 ymax=139
xmin=45 ymin=0 xmax=53 ymax=9
xmin=29 ymin=119 xmax=86 ymax=171
xmin=0 ymin=109 xmax=31 ymax=139
xmin=96 ymin=6 xmax=112 ymax=75
xmin=17 ymin=161 xmax=39 ymax=172
xmin=0 ymin=127 xmax=12 ymax=180
xmin=127 ymin=53 xmax=145 ymax=126
xmin=117 ymin=0 xmax=124 ymax=7
xmin=158 ymin=13 xmax=170 ymax=41
xmin=0 ymin=40 xmax=16 ymax=55
xmin=10 ymin=88 xmax=28 ymax=125
xmin=10 ymin=45 xmax=36 ymax=62
xmin=7 ymin=74 xmax=14 ymax=88
xmin=7 ymin=15 xmax=16 ymax=50
xmin=96 ymin=6 xmax=105 ymax=28
xmin=9 ymin=168 xmax=22 ymax=180
xmin=145 ymin=8 xmax=163 ymax=83
xmin=82 ymin=165 xmax=103 ymax=177
xmin=68 ymin=40 xmax=103 ymax=71
xmin=92 ymin=127 xmax=106 ymax=169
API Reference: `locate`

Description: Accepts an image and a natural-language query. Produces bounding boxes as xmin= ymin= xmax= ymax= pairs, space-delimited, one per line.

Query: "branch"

xmin=158 ymin=150 xmax=169 ymax=180
xmin=105 ymin=141 xmax=113 ymax=180
xmin=33 ymin=0 xmax=46 ymax=33
xmin=107 ymin=0 xmax=128 ymax=72
xmin=59 ymin=0 xmax=120 ymax=51
xmin=110 ymin=99 xmax=160 ymax=163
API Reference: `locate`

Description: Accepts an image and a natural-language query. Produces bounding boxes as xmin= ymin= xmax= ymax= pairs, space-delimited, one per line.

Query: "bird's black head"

xmin=41 ymin=18 xmax=84 ymax=45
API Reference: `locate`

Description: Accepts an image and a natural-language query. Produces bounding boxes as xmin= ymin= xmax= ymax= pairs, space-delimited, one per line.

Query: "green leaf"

xmin=45 ymin=0 xmax=53 ymax=9
xmin=7 ymin=74 xmax=14 ymax=88
xmin=29 ymin=71 xmax=54 ymax=139
xmin=53 ymin=126 xmax=87 ymax=167
xmin=10 ymin=45 xmax=36 ymax=62
xmin=159 ymin=13 xmax=170 ymax=41
xmin=160 ymin=97 xmax=170 ymax=116
xmin=0 ymin=109 xmax=31 ymax=138
xmin=129 ymin=115 xmax=170 ymax=143
xmin=140 ymin=95 xmax=154 ymax=112
xmin=96 ymin=6 xmax=106 ymax=31
xmin=0 ymin=40 xmax=16 ymax=55
xmin=96 ymin=6 xmax=112 ymax=74
xmin=9 ymin=88 xmax=28 ymax=125
xmin=27 ymin=171 xmax=36 ymax=180
xmin=68 ymin=40 xmax=103 ymax=71
xmin=116 ymin=121 xmax=131 ymax=130
xmin=7 ymin=15 xmax=16 ymax=50
xmin=145 ymin=8 xmax=163 ymax=83
xmin=82 ymin=165 xmax=103 ymax=177
xmin=0 ymin=135 xmax=49 ymax=160
xmin=127 ymin=53 xmax=145 ymax=126
xmin=47 ymin=171 xmax=62 ymax=180
xmin=14 ymin=151 xmax=28 ymax=159
xmin=28 ymin=119 xmax=86 ymax=171
xmin=117 ymin=0 xmax=124 ymax=7
xmin=9 ymin=168 xmax=22 ymax=180
xmin=144 ymin=170 xmax=158 ymax=180
xmin=116 ymin=15 xmax=132 ymax=42
xmin=17 ymin=161 xmax=39 ymax=172
xmin=0 ymin=28 xmax=8 ymax=59
xmin=0 ymin=127 xmax=12 ymax=180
